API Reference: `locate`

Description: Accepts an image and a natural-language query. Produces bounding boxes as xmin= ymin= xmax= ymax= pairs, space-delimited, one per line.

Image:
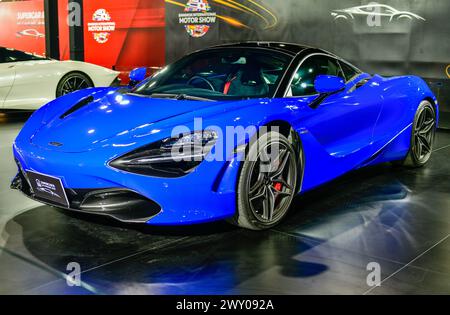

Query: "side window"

xmin=3 ymin=49 xmax=36 ymax=62
xmin=0 ymin=48 xmax=5 ymax=63
xmin=290 ymin=55 xmax=344 ymax=96
xmin=338 ymin=60 xmax=360 ymax=82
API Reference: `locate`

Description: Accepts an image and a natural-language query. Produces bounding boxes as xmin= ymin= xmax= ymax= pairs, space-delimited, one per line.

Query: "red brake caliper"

xmin=273 ymin=182 xmax=282 ymax=191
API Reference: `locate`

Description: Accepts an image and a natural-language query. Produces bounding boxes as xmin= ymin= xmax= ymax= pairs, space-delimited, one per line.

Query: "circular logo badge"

xmin=88 ymin=9 xmax=116 ymax=44
xmin=179 ymin=0 xmax=216 ymax=38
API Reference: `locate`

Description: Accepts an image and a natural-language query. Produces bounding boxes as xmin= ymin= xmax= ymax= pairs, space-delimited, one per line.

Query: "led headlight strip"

xmin=109 ymin=130 xmax=218 ymax=178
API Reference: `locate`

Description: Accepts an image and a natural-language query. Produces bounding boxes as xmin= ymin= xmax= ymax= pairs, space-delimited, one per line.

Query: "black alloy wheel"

xmin=56 ymin=72 xmax=93 ymax=97
xmin=394 ymin=100 xmax=436 ymax=167
xmin=231 ymin=131 xmax=300 ymax=230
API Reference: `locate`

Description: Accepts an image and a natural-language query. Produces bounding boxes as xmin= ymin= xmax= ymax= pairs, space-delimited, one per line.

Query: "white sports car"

xmin=0 ymin=47 xmax=120 ymax=110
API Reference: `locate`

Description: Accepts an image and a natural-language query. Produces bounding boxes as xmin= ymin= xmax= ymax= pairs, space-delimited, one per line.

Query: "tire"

xmin=56 ymin=72 xmax=94 ymax=97
xmin=229 ymin=131 xmax=300 ymax=230
xmin=393 ymin=100 xmax=436 ymax=168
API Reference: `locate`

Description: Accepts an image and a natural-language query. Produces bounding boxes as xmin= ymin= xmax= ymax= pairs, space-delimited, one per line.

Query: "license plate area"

xmin=26 ymin=171 xmax=69 ymax=208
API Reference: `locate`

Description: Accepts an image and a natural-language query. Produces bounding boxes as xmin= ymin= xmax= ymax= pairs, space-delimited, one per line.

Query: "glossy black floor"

xmin=0 ymin=111 xmax=449 ymax=295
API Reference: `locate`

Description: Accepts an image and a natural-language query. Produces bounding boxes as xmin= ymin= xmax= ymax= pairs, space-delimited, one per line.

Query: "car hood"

xmin=30 ymin=91 xmax=226 ymax=153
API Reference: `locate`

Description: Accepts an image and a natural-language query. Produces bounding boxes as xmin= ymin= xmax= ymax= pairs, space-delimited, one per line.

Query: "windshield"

xmin=132 ymin=48 xmax=291 ymax=100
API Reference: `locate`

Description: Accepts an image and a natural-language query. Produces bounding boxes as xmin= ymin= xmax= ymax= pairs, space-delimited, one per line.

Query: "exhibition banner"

xmin=165 ymin=0 xmax=449 ymax=118
xmin=165 ymin=0 xmax=449 ymax=80
xmin=0 ymin=0 xmax=45 ymax=56
xmin=83 ymin=0 xmax=166 ymax=82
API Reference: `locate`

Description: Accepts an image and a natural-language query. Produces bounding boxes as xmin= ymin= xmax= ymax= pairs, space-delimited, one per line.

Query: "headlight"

xmin=109 ymin=130 xmax=218 ymax=178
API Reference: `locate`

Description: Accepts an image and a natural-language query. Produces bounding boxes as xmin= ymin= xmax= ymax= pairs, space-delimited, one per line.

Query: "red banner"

xmin=83 ymin=0 xmax=166 ymax=82
xmin=0 ymin=0 xmax=45 ymax=56
xmin=0 ymin=0 xmax=166 ymax=84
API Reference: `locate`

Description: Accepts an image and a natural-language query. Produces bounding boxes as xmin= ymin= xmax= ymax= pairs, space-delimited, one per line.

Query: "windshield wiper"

xmin=149 ymin=93 xmax=216 ymax=102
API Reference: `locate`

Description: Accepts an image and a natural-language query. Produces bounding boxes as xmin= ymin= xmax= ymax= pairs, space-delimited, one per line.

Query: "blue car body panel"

xmin=12 ymin=71 xmax=438 ymax=225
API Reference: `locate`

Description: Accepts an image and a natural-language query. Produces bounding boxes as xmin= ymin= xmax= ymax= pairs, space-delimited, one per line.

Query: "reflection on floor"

xmin=0 ymin=112 xmax=449 ymax=294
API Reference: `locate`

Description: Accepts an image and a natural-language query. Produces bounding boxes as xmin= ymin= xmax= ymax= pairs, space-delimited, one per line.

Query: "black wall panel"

xmin=165 ymin=0 xmax=450 ymax=126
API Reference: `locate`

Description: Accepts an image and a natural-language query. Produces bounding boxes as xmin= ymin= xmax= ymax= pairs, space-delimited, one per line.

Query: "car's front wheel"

xmin=230 ymin=131 xmax=299 ymax=230
xmin=394 ymin=100 xmax=436 ymax=167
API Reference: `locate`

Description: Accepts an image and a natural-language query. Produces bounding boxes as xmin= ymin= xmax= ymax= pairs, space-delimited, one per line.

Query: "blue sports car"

xmin=11 ymin=42 xmax=438 ymax=230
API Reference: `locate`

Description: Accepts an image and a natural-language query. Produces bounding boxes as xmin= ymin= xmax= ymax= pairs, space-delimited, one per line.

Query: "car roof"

xmin=209 ymin=41 xmax=320 ymax=56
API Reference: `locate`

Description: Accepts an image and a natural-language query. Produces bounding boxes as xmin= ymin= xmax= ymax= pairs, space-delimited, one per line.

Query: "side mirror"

xmin=129 ymin=67 xmax=147 ymax=87
xmin=314 ymin=75 xmax=345 ymax=94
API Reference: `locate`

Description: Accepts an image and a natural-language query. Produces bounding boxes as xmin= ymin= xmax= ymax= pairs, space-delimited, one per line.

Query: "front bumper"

xmin=12 ymin=140 xmax=239 ymax=225
xmin=11 ymin=168 xmax=161 ymax=223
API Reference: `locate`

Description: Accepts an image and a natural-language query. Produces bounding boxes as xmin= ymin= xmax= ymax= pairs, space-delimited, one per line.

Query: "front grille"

xmin=11 ymin=163 xmax=161 ymax=223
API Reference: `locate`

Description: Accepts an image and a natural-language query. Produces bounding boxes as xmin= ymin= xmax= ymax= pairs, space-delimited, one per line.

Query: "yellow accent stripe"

xmin=212 ymin=0 xmax=249 ymax=15
xmin=225 ymin=0 xmax=270 ymax=28
xmin=165 ymin=0 xmax=184 ymax=8
xmin=216 ymin=14 xmax=250 ymax=28
xmin=245 ymin=0 xmax=278 ymax=29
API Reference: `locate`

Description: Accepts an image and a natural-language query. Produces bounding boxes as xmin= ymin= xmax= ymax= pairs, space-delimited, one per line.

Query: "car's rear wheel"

xmin=394 ymin=100 xmax=436 ymax=168
xmin=229 ymin=131 xmax=299 ymax=230
xmin=56 ymin=72 xmax=93 ymax=97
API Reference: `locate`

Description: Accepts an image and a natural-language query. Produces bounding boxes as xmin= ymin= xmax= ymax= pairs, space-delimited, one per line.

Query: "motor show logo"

xmin=178 ymin=0 xmax=217 ymax=38
xmin=87 ymin=9 xmax=116 ymax=44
